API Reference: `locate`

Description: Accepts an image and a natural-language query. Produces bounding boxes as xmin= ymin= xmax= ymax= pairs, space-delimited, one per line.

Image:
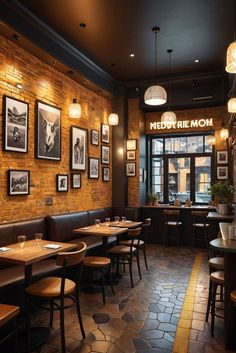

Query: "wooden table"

xmin=207 ymin=212 xmax=234 ymax=221
xmin=108 ymin=220 xmax=142 ymax=229
xmin=210 ymin=222 xmax=236 ymax=351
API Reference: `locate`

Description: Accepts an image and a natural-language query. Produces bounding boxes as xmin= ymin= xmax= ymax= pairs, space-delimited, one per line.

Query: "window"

xmin=150 ymin=133 xmax=213 ymax=204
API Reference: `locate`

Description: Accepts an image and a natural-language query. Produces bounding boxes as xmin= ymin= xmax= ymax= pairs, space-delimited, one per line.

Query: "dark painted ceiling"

xmin=18 ymin=0 xmax=235 ymax=81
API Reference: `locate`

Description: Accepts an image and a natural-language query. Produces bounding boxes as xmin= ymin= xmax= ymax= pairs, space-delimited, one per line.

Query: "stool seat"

xmin=230 ymin=290 xmax=236 ymax=303
xmin=83 ymin=256 xmax=111 ymax=268
xmin=120 ymin=239 xmax=144 ymax=246
xmin=210 ymin=271 xmax=224 ymax=286
xmin=108 ymin=245 xmax=136 ymax=254
xmin=194 ymin=223 xmax=210 ymax=228
xmin=26 ymin=277 xmax=75 ymax=298
xmin=0 ymin=304 xmax=20 ymax=327
xmin=209 ymin=257 xmax=224 ymax=270
xmin=166 ymin=221 xmax=182 ymax=226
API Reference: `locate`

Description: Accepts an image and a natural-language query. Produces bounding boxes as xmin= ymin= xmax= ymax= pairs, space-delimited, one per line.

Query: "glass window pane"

xmin=168 ymin=158 xmax=190 ymax=203
xmin=186 ymin=136 xmax=203 ymax=153
xmin=152 ymin=157 xmax=164 ymax=201
xmin=152 ymin=138 xmax=163 ymax=154
xmin=204 ymin=136 xmax=213 ymax=152
xmin=195 ymin=157 xmax=211 ymax=204
xmin=165 ymin=137 xmax=187 ymax=154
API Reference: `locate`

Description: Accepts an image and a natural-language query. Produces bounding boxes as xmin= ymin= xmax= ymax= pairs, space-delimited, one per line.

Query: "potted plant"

xmin=208 ymin=181 xmax=234 ymax=215
xmin=147 ymin=191 xmax=159 ymax=205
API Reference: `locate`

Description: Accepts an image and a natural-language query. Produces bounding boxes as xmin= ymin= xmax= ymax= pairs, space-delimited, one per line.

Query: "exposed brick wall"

xmin=0 ymin=35 xmax=112 ymax=222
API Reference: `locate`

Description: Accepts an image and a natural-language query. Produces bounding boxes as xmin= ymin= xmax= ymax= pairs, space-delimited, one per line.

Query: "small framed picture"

xmin=217 ymin=166 xmax=228 ymax=180
xmin=71 ymin=173 xmax=81 ymax=189
xmin=56 ymin=174 xmax=68 ymax=192
xmin=127 ymin=139 xmax=137 ymax=151
xmin=7 ymin=170 xmax=30 ymax=196
xmin=102 ymin=167 xmax=110 ymax=181
xmin=101 ymin=124 xmax=109 ymax=143
xmin=217 ymin=150 xmax=228 ymax=164
xmin=88 ymin=157 xmax=99 ymax=179
xmin=91 ymin=129 xmax=99 ymax=146
xmin=127 ymin=151 xmax=136 ymax=160
xmin=101 ymin=145 xmax=110 ymax=164
xmin=3 ymin=95 xmax=29 ymax=153
xmin=126 ymin=162 xmax=136 ymax=176
xmin=139 ymin=168 xmax=144 ymax=182
xmin=36 ymin=100 xmax=61 ymax=161
xmin=71 ymin=126 xmax=87 ymax=171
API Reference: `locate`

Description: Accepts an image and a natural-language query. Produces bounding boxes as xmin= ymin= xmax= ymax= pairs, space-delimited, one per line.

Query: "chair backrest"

xmin=163 ymin=209 xmax=180 ymax=222
xmin=141 ymin=219 xmax=151 ymax=242
xmin=192 ymin=211 xmax=209 ymax=226
xmin=128 ymin=227 xmax=142 ymax=238
xmin=145 ymin=218 xmax=151 ymax=225
xmin=56 ymin=242 xmax=87 ymax=267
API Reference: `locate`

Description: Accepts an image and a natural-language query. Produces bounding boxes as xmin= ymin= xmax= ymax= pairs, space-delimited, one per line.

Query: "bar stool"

xmin=83 ymin=256 xmax=115 ymax=304
xmin=163 ymin=210 xmax=182 ymax=246
xmin=0 ymin=304 xmax=20 ymax=353
xmin=191 ymin=211 xmax=210 ymax=250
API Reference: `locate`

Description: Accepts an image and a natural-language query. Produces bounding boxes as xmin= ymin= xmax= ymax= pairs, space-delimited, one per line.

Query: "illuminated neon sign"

xmin=149 ymin=118 xmax=213 ymax=130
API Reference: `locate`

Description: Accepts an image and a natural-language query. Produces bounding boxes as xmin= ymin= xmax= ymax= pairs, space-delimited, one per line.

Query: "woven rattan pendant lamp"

xmin=144 ymin=26 xmax=167 ymax=106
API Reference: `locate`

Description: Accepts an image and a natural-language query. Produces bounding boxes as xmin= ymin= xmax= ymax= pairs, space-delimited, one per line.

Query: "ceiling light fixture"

xmin=68 ymin=98 xmax=81 ymax=118
xmin=161 ymin=49 xmax=177 ymax=124
xmin=228 ymin=97 xmax=236 ymax=112
xmin=144 ymin=26 xmax=167 ymax=106
xmin=108 ymin=113 xmax=119 ymax=126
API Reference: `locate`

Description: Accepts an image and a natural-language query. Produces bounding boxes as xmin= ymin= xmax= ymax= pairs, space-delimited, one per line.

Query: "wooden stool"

xmin=163 ymin=210 xmax=182 ymax=246
xmin=192 ymin=211 xmax=210 ymax=249
xmin=83 ymin=256 xmax=115 ymax=304
xmin=0 ymin=304 xmax=20 ymax=353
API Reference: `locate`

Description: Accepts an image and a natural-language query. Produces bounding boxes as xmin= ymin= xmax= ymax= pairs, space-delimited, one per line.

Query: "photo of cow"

xmin=71 ymin=126 xmax=87 ymax=170
xmin=3 ymin=95 xmax=28 ymax=153
xmin=36 ymin=101 xmax=61 ymax=160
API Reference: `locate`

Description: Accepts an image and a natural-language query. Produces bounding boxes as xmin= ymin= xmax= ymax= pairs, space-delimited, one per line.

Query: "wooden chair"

xmin=108 ymin=228 xmax=142 ymax=287
xmin=163 ymin=210 xmax=182 ymax=246
xmin=25 ymin=242 xmax=87 ymax=353
xmin=191 ymin=211 xmax=210 ymax=249
xmin=83 ymin=256 xmax=115 ymax=304
xmin=0 ymin=304 xmax=20 ymax=353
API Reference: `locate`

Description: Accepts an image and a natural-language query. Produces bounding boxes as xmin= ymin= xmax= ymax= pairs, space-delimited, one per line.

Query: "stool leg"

xmin=101 ymin=268 xmax=106 ymax=305
xmin=59 ymin=297 xmax=66 ymax=353
xmin=108 ymin=265 xmax=115 ymax=295
xmin=50 ymin=301 xmax=54 ymax=327
xmin=211 ymin=282 xmax=217 ymax=337
xmin=206 ymin=278 xmax=212 ymax=322
xmin=13 ymin=317 xmax=19 ymax=353
xmin=136 ymin=249 xmax=142 ymax=280
xmin=129 ymin=255 xmax=134 ymax=288
xmin=143 ymin=245 xmax=148 ymax=271
xmin=75 ymin=287 xmax=86 ymax=339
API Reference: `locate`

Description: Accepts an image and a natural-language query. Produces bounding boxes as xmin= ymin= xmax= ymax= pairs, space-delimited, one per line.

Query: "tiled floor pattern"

xmin=27 ymin=245 xmax=230 ymax=353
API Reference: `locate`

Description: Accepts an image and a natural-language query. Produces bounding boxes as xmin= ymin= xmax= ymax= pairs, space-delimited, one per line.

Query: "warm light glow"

xmin=226 ymin=41 xmax=236 ymax=73
xmin=108 ymin=113 xmax=119 ymax=125
xmin=220 ymin=128 xmax=229 ymax=140
xmin=130 ymin=53 xmax=135 ymax=57
xmin=68 ymin=98 xmax=81 ymax=118
xmin=206 ymin=135 xmax=216 ymax=146
xmin=161 ymin=111 xmax=177 ymax=124
xmin=194 ymin=59 xmax=199 ymax=63
xmin=144 ymin=85 xmax=167 ymax=105
xmin=228 ymin=97 xmax=236 ymax=112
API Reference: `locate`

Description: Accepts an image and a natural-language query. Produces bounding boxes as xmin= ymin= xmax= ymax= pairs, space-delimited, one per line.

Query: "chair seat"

xmin=119 ymin=239 xmax=144 ymax=246
xmin=210 ymin=271 xmax=224 ymax=286
xmin=0 ymin=304 xmax=20 ymax=327
xmin=26 ymin=277 xmax=75 ymax=298
xmin=108 ymin=245 xmax=136 ymax=255
xmin=166 ymin=221 xmax=182 ymax=226
xmin=193 ymin=223 xmax=210 ymax=227
xmin=231 ymin=290 xmax=236 ymax=303
xmin=209 ymin=257 xmax=224 ymax=270
xmin=83 ymin=256 xmax=110 ymax=268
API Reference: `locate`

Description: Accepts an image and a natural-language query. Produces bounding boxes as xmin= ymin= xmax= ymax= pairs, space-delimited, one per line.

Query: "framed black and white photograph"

xmin=126 ymin=139 xmax=137 ymax=151
xmin=56 ymin=174 xmax=68 ymax=192
xmin=217 ymin=150 xmax=228 ymax=164
xmin=91 ymin=129 xmax=99 ymax=146
xmin=127 ymin=151 xmax=136 ymax=160
xmin=88 ymin=157 xmax=99 ymax=179
xmin=7 ymin=170 xmax=30 ymax=196
xmin=71 ymin=173 xmax=81 ymax=189
xmin=3 ymin=95 xmax=29 ymax=153
xmin=36 ymin=100 xmax=61 ymax=160
xmin=102 ymin=167 xmax=110 ymax=181
xmin=101 ymin=124 xmax=109 ymax=143
xmin=71 ymin=126 xmax=87 ymax=171
xmin=217 ymin=166 xmax=228 ymax=180
xmin=101 ymin=145 xmax=110 ymax=164
xmin=126 ymin=162 xmax=136 ymax=176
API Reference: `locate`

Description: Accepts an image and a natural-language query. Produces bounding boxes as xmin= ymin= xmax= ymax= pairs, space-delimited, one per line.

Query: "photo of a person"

xmin=57 ymin=174 xmax=68 ymax=191
xmin=71 ymin=127 xmax=87 ymax=170
xmin=74 ymin=137 xmax=84 ymax=164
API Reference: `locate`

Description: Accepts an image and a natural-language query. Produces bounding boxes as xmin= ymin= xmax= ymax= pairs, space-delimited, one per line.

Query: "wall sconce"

xmin=68 ymin=98 xmax=81 ymax=118
xmin=220 ymin=122 xmax=229 ymax=140
xmin=108 ymin=113 xmax=119 ymax=126
xmin=16 ymin=82 xmax=23 ymax=90
xmin=228 ymin=97 xmax=236 ymax=113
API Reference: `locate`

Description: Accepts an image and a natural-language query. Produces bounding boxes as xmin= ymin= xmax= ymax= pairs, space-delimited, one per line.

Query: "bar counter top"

xmin=141 ymin=204 xmax=215 ymax=210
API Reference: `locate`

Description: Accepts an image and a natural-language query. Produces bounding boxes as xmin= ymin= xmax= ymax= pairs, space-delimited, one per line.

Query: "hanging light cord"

xmin=167 ymin=49 xmax=173 ymax=110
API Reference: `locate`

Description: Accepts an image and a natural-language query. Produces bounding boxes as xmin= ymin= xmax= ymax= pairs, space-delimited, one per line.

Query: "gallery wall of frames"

xmin=0 ymin=34 xmax=113 ymax=222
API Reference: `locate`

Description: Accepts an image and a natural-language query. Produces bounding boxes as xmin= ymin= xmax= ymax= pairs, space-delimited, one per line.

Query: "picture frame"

xmin=127 ymin=150 xmax=136 ymax=160
xmin=3 ymin=95 xmax=29 ymax=153
xmin=35 ymin=100 xmax=61 ymax=160
xmin=7 ymin=170 xmax=30 ymax=196
xmin=56 ymin=174 xmax=68 ymax=192
xmin=71 ymin=173 xmax=81 ymax=189
xmin=102 ymin=167 xmax=110 ymax=181
xmin=88 ymin=157 xmax=99 ymax=179
xmin=126 ymin=139 xmax=137 ymax=151
xmin=217 ymin=150 xmax=228 ymax=164
xmin=101 ymin=145 xmax=110 ymax=164
xmin=101 ymin=124 xmax=109 ymax=143
xmin=91 ymin=129 xmax=99 ymax=146
xmin=71 ymin=126 xmax=87 ymax=171
xmin=126 ymin=162 xmax=136 ymax=176
xmin=217 ymin=166 xmax=228 ymax=180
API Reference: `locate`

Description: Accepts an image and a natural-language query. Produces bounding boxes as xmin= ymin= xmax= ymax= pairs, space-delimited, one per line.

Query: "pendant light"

xmin=226 ymin=0 xmax=236 ymax=72
xmin=220 ymin=122 xmax=229 ymax=140
xmin=144 ymin=26 xmax=167 ymax=106
xmin=161 ymin=49 xmax=177 ymax=124
xmin=68 ymin=98 xmax=81 ymax=118
xmin=228 ymin=97 xmax=236 ymax=112
xmin=108 ymin=113 xmax=119 ymax=125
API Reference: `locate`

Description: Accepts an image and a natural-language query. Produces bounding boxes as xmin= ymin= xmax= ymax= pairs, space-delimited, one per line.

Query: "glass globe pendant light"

xmin=108 ymin=113 xmax=119 ymax=125
xmin=228 ymin=97 xmax=236 ymax=112
xmin=144 ymin=26 xmax=167 ymax=106
xmin=68 ymin=98 xmax=81 ymax=118
xmin=226 ymin=41 xmax=236 ymax=73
